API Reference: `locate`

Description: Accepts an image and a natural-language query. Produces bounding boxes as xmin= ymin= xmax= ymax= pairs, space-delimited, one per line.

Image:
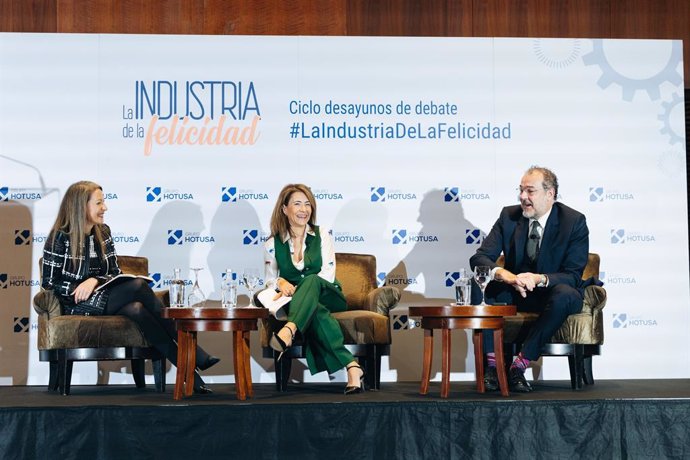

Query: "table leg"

xmin=184 ymin=331 xmax=196 ymax=397
xmin=441 ymin=328 xmax=451 ymax=398
xmin=493 ymin=328 xmax=509 ymax=397
xmin=233 ymin=331 xmax=247 ymax=401
xmin=473 ymin=329 xmax=485 ymax=393
xmin=420 ymin=328 xmax=433 ymax=395
xmin=174 ymin=329 xmax=187 ymax=400
xmin=242 ymin=331 xmax=253 ymax=398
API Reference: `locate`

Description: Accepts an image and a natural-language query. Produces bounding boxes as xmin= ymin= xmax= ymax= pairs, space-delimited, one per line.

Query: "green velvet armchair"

xmin=499 ymin=252 xmax=607 ymax=389
xmin=259 ymin=253 xmax=400 ymax=391
xmin=33 ymin=255 xmax=166 ymax=395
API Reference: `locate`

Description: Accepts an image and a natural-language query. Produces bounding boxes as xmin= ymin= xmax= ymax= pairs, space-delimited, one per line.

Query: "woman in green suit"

xmin=264 ymin=184 xmax=364 ymax=394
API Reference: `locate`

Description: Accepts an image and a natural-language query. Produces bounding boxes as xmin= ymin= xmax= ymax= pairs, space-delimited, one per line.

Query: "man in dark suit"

xmin=469 ymin=166 xmax=589 ymax=392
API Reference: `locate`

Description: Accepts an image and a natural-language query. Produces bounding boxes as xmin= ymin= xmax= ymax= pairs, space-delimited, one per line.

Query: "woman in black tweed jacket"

xmin=42 ymin=180 xmax=218 ymax=393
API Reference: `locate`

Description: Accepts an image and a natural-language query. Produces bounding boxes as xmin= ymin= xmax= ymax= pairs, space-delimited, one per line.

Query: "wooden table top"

xmin=408 ymin=305 xmax=516 ymax=318
xmin=161 ymin=302 xmax=269 ymax=320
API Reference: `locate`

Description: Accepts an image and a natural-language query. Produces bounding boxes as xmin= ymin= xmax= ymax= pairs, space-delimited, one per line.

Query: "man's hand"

xmin=496 ymin=268 xmax=528 ymax=298
xmin=516 ymin=272 xmax=542 ymax=293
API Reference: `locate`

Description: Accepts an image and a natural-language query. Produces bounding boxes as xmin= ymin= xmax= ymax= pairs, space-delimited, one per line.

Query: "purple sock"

xmin=510 ymin=353 xmax=530 ymax=371
xmin=486 ymin=352 xmax=496 ymax=368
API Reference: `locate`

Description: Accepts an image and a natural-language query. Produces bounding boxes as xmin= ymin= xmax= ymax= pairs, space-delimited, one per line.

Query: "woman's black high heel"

xmin=193 ymin=371 xmax=213 ymax=394
xmin=344 ymin=363 xmax=366 ymax=395
xmin=270 ymin=324 xmax=296 ymax=361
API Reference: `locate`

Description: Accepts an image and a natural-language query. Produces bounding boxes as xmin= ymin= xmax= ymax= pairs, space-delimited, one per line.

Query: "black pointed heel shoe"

xmin=270 ymin=324 xmax=296 ymax=361
xmin=193 ymin=372 xmax=213 ymax=394
xmin=197 ymin=355 xmax=220 ymax=371
xmin=344 ymin=363 xmax=366 ymax=395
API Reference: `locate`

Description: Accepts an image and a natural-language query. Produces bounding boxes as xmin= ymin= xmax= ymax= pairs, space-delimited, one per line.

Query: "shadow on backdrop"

xmin=206 ymin=199 xmax=267 ymax=380
xmin=97 ymin=201 xmax=204 ymax=384
xmin=1 ymin=155 xmax=60 ymax=385
xmin=385 ymin=189 xmax=487 ymax=376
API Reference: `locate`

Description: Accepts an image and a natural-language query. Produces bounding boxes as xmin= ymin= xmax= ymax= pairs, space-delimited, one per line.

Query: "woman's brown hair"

xmin=49 ymin=180 xmax=106 ymax=265
xmin=270 ymin=184 xmax=317 ymax=239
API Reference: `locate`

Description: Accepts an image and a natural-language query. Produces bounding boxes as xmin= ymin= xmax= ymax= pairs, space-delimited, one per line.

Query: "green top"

xmin=273 ymin=225 xmax=324 ymax=286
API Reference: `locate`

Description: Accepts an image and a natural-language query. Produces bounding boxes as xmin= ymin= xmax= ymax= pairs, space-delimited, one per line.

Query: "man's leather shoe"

xmin=508 ymin=367 xmax=532 ymax=393
xmin=197 ymin=355 xmax=220 ymax=371
xmin=483 ymin=366 xmax=499 ymax=392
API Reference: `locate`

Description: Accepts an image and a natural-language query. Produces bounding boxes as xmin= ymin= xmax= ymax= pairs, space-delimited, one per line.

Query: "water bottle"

xmin=221 ymin=269 xmax=238 ymax=308
xmin=169 ymin=268 xmax=186 ymax=307
xmin=454 ymin=268 xmax=472 ymax=306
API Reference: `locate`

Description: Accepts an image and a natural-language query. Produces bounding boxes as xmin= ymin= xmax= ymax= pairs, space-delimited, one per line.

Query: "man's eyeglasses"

xmin=517 ymin=186 xmax=546 ymax=196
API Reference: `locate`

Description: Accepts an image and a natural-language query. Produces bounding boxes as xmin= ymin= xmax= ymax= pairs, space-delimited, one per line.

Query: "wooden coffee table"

xmin=161 ymin=302 xmax=268 ymax=400
xmin=408 ymin=304 xmax=516 ymax=398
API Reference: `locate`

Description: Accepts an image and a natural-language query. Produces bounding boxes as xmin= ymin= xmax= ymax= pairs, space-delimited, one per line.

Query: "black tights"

xmin=104 ymin=279 xmax=210 ymax=370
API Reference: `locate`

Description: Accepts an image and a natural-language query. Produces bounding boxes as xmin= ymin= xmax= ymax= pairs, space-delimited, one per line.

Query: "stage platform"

xmin=2 ymin=379 xmax=689 ymax=459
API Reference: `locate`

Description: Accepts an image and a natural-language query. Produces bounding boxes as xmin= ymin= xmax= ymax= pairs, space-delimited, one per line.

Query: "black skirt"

xmin=63 ymin=289 xmax=110 ymax=316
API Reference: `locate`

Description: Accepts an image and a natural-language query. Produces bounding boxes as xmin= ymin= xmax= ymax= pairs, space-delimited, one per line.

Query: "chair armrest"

xmin=581 ymin=285 xmax=607 ymax=315
xmin=365 ymin=286 xmax=401 ymax=316
xmin=33 ymin=289 xmax=62 ymax=319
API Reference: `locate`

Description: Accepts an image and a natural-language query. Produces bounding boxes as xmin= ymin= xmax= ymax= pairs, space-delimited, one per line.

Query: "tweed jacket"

xmin=42 ymin=224 xmax=121 ymax=312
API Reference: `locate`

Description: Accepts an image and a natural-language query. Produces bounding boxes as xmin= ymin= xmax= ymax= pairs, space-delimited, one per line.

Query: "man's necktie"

xmin=526 ymin=220 xmax=541 ymax=263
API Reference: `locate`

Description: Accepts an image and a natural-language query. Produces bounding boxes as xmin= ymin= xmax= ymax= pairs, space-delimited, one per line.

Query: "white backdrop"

xmin=0 ymin=34 xmax=687 ymax=386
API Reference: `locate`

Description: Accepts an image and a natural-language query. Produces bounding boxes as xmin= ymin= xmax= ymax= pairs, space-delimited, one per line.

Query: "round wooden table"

xmin=161 ymin=303 xmax=268 ymax=400
xmin=408 ymin=304 xmax=516 ymax=398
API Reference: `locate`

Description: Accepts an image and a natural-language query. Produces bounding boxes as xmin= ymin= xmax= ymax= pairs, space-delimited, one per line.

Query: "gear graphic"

xmin=533 ymin=39 xmax=581 ymax=69
xmin=658 ymin=92 xmax=685 ymax=145
xmin=583 ymin=39 xmax=682 ymax=101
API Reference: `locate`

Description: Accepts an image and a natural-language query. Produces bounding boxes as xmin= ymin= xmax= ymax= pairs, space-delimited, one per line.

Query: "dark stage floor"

xmin=3 ymin=380 xmax=690 ymax=459
xmin=2 ymin=379 xmax=689 ymax=407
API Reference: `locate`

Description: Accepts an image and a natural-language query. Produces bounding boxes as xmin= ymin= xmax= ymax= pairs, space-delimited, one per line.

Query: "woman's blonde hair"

xmin=49 ymin=180 xmax=106 ymax=266
xmin=270 ymin=184 xmax=317 ymax=239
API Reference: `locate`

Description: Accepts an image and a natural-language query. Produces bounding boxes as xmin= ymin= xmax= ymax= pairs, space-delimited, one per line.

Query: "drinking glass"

xmin=474 ymin=266 xmax=491 ymax=306
xmin=454 ymin=268 xmax=472 ymax=305
xmin=188 ymin=267 xmax=206 ymax=308
xmin=242 ymin=268 xmax=260 ymax=307
xmin=221 ymin=269 xmax=238 ymax=308
xmin=168 ymin=267 xmax=186 ymax=307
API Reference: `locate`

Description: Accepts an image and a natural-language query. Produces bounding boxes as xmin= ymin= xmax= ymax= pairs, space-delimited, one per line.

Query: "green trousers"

xmin=287 ymin=274 xmax=354 ymax=375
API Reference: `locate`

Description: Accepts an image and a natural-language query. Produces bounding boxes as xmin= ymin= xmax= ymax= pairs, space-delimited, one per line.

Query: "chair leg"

xmin=567 ymin=345 xmax=584 ymax=390
xmin=57 ymin=350 xmax=73 ymax=396
xmin=583 ymin=355 xmax=595 ymax=385
xmin=153 ymin=357 xmax=166 ymax=392
xmin=358 ymin=346 xmax=381 ymax=390
xmin=132 ymin=359 xmax=146 ymax=389
xmin=274 ymin=354 xmax=291 ymax=392
xmin=48 ymin=360 xmax=59 ymax=391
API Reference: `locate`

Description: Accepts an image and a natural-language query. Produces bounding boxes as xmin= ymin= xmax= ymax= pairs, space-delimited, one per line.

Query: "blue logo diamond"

xmin=392 ymin=229 xmax=407 ymax=245
xmin=444 ymin=187 xmax=459 ymax=202
xmin=370 ymin=187 xmax=386 ymax=202
xmin=444 ymin=271 xmax=460 ymax=287
xmin=465 ymin=229 xmax=482 ymax=245
xmin=146 ymin=186 xmax=162 ymax=202
xmin=221 ymin=186 xmax=237 ymax=203
xmin=167 ymin=229 xmax=184 ymax=245
xmin=612 ymin=313 xmax=627 ymax=329
xmin=149 ymin=273 xmax=162 ymax=289
xmin=611 ymin=229 xmax=625 ymax=244
xmin=589 ymin=187 xmax=604 ymax=202
xmin=14 ymin=317 xmax=29 ymax=333
xmin=0 ymin=187 xmax=8 ymax=201
xmin=377 ymin=272 xmax=386 ymax=288
xmin=243 ymin=229 xmax=259 ymax=245
xmin=15 ymin=229 xmax=31 ymax=245
xmin=0 ymin=274 xmax=7 ymax=289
